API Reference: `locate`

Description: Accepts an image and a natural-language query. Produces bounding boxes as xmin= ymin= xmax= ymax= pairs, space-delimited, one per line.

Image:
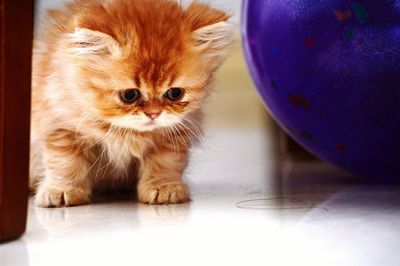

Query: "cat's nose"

xmin=145 ymin=112 xmax=161 ymax=120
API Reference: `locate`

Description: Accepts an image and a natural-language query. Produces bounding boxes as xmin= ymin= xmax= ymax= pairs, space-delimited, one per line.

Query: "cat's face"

xmin=70 ymin=34 xmax=213 ymax=132
xmin=57 ymin=1 xmax=232 ymax=132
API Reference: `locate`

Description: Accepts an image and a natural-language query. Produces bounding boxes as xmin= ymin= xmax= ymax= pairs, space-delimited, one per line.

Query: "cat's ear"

xmin=186 ymin=2 xmax=234 ymax=68
xmin=65 ymin=27 xmax=121 ymax=57
xmin=193 ymin=21 xmax=234 ymax=53
xmin=193 ymin=21 xmax=234 ymax=67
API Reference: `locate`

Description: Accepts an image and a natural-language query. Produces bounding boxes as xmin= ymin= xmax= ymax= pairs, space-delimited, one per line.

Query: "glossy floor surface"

xmin=3 ymin=143 xmax=400 ymax=266
xmin=3 ymin=3 xmax=400 ymax=263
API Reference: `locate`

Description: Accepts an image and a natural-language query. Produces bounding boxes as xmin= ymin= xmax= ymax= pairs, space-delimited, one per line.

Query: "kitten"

xmin=30 ymin=0 xmax=233 ymax=207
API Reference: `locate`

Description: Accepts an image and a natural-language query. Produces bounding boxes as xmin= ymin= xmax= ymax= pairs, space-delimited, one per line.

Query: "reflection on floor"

xmin=4 ymin=152 xmax=400 ymax=266
xmin=2 ymin=44 xmax=400 ymax=266
xmin=2 ymin=127 xmax=400 ymax=266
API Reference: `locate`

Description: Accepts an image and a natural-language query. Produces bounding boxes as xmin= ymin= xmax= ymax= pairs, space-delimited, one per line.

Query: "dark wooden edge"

xmin=0 ymin=0 xmax=4 ymax=212
xmin=0 ymin=0 xmax=33 ymax=242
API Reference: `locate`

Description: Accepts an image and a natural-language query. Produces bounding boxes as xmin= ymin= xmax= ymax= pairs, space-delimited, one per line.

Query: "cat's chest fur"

xmin=88 ymin=130 xmax=154 ymax=190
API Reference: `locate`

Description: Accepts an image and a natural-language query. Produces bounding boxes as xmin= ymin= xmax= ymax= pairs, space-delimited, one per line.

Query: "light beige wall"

xmin=35 ymin=0 xmax=241 ymax=23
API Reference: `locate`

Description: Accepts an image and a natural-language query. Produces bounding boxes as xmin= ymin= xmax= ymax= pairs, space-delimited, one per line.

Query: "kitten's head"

xmin=53 ymin=0 xmax=233 ymax=132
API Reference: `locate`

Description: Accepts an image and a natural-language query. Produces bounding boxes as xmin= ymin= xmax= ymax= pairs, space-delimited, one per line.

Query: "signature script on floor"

xmin=236 ymin=197 xmax=329 ymax=212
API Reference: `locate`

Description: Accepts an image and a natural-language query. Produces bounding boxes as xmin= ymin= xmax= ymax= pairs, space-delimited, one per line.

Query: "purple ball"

xmin=242 ymin=0 xmax=400 ymax=178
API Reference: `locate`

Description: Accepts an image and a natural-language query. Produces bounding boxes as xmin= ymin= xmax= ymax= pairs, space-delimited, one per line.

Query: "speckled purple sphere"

xmin=242 ymin=0 xmax=400 ymax=178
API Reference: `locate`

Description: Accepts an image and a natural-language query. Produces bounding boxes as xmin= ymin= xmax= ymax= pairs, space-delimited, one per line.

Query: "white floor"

xmin=2 ymin=126 xmax=400 ymax=266
xmin=3 ymin=26 xmax=400 ymax=265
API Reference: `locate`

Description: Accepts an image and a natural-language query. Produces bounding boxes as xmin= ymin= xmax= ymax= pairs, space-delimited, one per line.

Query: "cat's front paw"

xmin=35 ymin=186 xmax=91 ymax=208
xmin=138 ymin=180 xmax=190 ymax=204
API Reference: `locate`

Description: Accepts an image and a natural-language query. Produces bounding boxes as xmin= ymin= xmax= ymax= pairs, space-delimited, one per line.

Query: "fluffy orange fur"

xmin=31 ymin=0 xmax=233 ymax=207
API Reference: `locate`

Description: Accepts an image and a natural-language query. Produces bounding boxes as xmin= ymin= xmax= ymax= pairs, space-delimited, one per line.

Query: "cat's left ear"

xmin=193 ymin=21 xmax=234 ymax=67
xmin=65 ymin=27 xmax=121 ymax=57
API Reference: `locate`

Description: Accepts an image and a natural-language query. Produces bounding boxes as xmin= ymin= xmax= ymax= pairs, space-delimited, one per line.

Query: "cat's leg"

xmin=137 ymin=148 xmax=190 ymax=204
xmin=35 ymin=129 xmax=94 ymax=207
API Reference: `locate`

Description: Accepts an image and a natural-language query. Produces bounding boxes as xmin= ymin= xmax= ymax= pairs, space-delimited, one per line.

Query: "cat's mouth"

xmin=144 ymin=120 xmax=156 ymax=126
xmin=139 ymin=119 xmax=161 ymax=131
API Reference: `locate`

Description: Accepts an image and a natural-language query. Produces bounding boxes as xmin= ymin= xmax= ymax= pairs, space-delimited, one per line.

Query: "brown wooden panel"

xmin=0 ymin=0 xmax=3 ymax=211
xmin=0 ymin=0 xmax=33 ymax=242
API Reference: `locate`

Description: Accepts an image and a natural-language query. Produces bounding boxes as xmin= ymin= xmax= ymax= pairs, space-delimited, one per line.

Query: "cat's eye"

xmin=119 ymin=89 xmax=140 ymax=104
xmin=164 ymin=87 xmax=184 ymax=101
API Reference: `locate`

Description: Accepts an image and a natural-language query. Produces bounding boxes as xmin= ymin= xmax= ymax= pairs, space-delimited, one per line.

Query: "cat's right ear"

xmin=185 ymin=3 xmax=233 ymax=70
xmin=64 ymin=27 xmax=121 ymax=57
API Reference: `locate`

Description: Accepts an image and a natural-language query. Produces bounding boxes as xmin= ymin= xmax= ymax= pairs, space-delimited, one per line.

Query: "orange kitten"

xmin=30 ymin=0 xmax=233 ymax=207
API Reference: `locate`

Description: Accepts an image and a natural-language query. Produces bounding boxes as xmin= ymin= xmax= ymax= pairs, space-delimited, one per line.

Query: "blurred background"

xmin=2 ymin=1 xmax=400 ymax=266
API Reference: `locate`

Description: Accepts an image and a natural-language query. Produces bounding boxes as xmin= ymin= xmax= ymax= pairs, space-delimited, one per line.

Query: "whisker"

xmin=174 ymin=123 xmax=193 ymax=148
xmin=67 ymin=122 xmax=113 ymax=158
xmin=90 ymin=125 xmax=116 ymax=181
xmin=109 ymin=126 xmax=129 ymax=175
xmin=166 ymin=126 xmax=180 ymax=157
xmin=181 ymin=116 xmax=203 ymax=141
xmin=74 ymin=112 xmax=89 ymax=138
xmin=171 ymin=124 xmax=190 ymax=151
xmin=178 ymin=119 xmax=203 ymax=144
xmin=98 ymin=125 xmax=122 ymax=178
